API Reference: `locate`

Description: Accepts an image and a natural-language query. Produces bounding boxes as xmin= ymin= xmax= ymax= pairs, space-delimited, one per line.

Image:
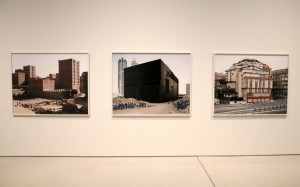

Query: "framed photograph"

xmin=12 ymin=53 xmax=89 ymax=116
xmin=112 ymin=53 xmax=191 ymax=117
xmin=213 ymin=53 xmax=288 ymax=117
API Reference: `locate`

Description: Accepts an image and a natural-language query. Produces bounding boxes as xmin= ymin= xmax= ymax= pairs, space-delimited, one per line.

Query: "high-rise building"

xmin=55 ymin=73 xmax=60 ymax=89
xmin=272 ymin=68 xmax=288 ymax=100
xmin=131 ymin=58 xmax=138 ymax=66
xmin=12 ymin=69 xmax=25 ymax=86
xmin=186 ymin=83 xmax=190 ymax=95
xmin=124 ymin=59 xmax=178 ymax=103
xmin=23 ymin=65 xmax=36 ymax=85
xmin=80 ymin=72 xmax=88 ymax=98
xmin=225 ymin=59 xmax=273 ymax=103
xmin=57 ymin=58 xmax=80 ymax=91
xmin=118 ymin=57 xmax=127 ymax=96
xmin=214 ymin=72 xmax=227 ymax=90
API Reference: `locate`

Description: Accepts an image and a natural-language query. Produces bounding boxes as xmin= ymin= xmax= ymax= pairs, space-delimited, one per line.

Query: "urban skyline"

xmin=214 ymin=54 xmax=288 ymax=74
xmin=113 ymin=53 xmax=190 ymax=95
xmin=12 ymin=53 xmax=89 ymax=78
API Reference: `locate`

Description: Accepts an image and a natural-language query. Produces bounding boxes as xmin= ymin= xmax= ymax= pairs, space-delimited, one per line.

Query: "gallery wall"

xmin=0 ymin=0 xmax=300 ymax=156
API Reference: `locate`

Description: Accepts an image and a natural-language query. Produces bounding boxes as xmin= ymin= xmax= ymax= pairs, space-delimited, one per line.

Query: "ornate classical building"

xmin=225 ymin=59 xmax=273 ymax=103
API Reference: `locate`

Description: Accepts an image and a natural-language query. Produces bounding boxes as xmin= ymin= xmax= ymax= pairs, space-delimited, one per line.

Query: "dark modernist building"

xmin=124 ymin=59 xmax=178 ymax=103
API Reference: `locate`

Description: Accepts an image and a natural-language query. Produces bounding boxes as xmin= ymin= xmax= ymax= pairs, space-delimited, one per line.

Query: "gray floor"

xmin=1 ymin=156 xmax=300 ymax=187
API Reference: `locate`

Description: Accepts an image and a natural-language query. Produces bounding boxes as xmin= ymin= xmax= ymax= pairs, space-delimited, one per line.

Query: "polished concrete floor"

xmin=1 ymin=155 xmax=300 ymax=187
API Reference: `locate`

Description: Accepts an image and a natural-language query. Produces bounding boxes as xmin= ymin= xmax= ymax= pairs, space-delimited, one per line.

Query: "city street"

xmin=214 ymin=100 xmax=287 ymax=115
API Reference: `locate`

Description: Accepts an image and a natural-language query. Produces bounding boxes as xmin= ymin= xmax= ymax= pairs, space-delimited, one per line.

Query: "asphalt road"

xmin=214 ymin=100 xmax=287 ymax=115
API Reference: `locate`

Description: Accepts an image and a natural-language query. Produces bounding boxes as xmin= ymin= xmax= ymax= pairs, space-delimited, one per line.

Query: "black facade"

xmin=124 ymin=59 xmax=178 ymax=103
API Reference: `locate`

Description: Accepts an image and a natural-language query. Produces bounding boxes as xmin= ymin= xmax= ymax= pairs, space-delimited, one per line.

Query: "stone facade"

xmin=225 ymin=59 xmax=273 ymax=103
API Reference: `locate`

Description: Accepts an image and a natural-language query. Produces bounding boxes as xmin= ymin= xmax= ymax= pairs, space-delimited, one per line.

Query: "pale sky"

xmin=112 ymin=53 xmax=190 ymax=95
xmin=12 ymin=53 xmax=89 ymax=78
xmin=214 ymin=54 xmax=288 ymax=73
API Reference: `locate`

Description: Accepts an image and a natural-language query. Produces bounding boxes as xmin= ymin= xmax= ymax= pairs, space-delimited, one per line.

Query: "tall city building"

xmin=124 ymin=59 xmax=179 ymax=103
xmin=225 ymin=59 xmax=273 ymax=103
xmin=23 ymin=65 xmax=36 ymax=85
xmin=80 ymin=72 xmax=88 ymax=98
xmin=131 ymin=58 xmax=138 ymax=66
xmin=55 ymin=73 xmax=60 ymax=89
xmin=12 ymin=69 xmax=25 ymax=86
xmin=272 ymin=68 xmax=288 ymax=100
xmin=57 ymin=58 xmax=80 ymax=91
xmin=186 ymin=83 xmax=190 ymax=95
xmin=214 ymin=72 xmax=227 ymax=89
xmin=118 ymin=57 xmax=127 ymax=96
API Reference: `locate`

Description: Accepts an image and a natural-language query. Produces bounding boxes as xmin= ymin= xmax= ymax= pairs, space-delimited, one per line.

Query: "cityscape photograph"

xmin=112 ymin=53 xmax=191 ymax=116
xmin=214 ymin=54 xmax=288 ymax=116
xmin=12 ymin=53 xmax=89 ymax=116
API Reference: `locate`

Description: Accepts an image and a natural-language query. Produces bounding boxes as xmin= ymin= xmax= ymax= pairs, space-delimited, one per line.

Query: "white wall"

xmin=0 ymin=0 xmax=300 ymax=156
